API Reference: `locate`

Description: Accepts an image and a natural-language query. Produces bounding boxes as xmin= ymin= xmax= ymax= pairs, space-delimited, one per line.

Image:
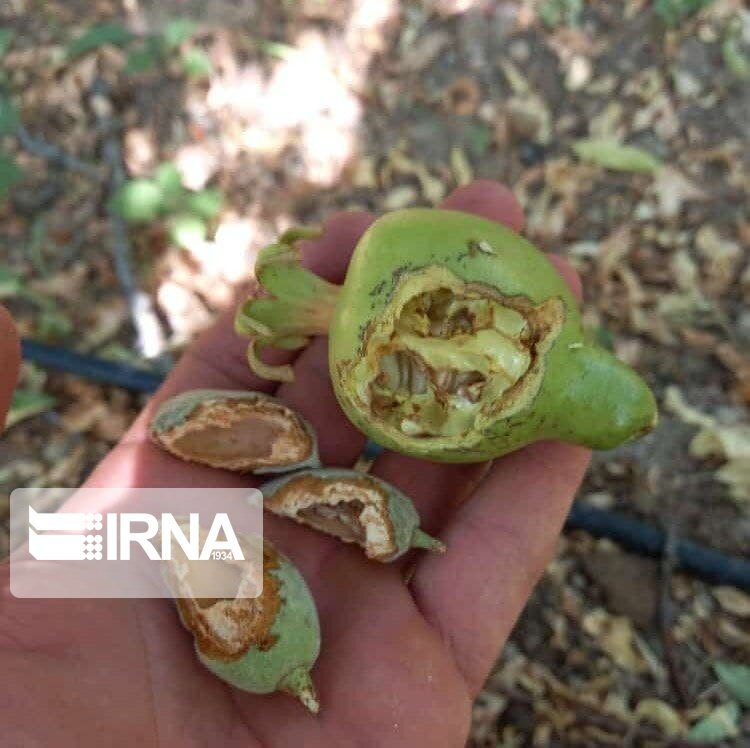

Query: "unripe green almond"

xmin=261 ymin=468 xmax=445 ymax=562
xmin=237 ymin=209 xmax=657 ymax=462
xmin=166 ymin=533 xmax=321 ymax=713
xmin=329 ymin=209 xmax=657 ymax=461
xmin=149 ymin=389 xmax=319 ymax=474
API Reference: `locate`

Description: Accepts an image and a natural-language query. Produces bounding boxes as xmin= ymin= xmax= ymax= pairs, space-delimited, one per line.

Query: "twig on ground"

xmin=16 ymin=124 xmax=102 ymax=179
xmin=660 ymin=521 xmax=692 ymax=708
xmin=93 ymin=78 xmax=171 ymax=366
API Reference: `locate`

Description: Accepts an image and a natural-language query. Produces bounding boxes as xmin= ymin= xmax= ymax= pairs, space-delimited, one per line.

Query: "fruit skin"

xmin=174 ymin=540 xmax=321 ymax=713
xmin=149 ymin=388 xmax=320 ymax=474
xmin=329 ymin=208 xmax=657 ymax=462
xmin=261 ymin=467 xmax=445 ymax=562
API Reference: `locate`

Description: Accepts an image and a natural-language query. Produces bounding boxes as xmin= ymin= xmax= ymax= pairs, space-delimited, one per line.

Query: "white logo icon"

xmin=28 ymin=508 xmax=103 ymax=560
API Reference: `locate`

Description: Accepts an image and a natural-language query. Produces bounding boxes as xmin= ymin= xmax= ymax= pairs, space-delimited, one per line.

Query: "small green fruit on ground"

xmin=165 ymin=532 xmax=321 ymax=713
xmin=261 ymin=468 xmax=444 ymax=562
xmin=237 ymin=209 xmax=657 ymax=462
xmin=149 ymin=389 xmax=319 ymax=473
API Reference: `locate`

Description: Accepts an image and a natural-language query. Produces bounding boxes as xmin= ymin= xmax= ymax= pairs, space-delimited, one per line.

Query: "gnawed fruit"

xmin=150 ymin=389 xmax=319 ymax=474
xmin=261 ymin=467 xmax=445 ymax=562
xmin=165 ymin=528 xmax=321 ymax=713
xmin=238 ymin=208 xmax=658 ymax=462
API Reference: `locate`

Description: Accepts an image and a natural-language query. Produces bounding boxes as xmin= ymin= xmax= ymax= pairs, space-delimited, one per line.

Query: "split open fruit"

xmin=237 ymin=208 xmax=657 ymax=462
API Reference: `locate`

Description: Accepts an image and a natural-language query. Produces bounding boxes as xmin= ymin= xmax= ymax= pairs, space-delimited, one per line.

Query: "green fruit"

xmin=149 ymin=389 xmax=319 ymax=474
xmin=166 ymin=533 xmax=321 ymax=712
xmin=261 ymin=468 xmax=445 ymax=562
xmin=236 ymin=209 xmax=657 ymax=462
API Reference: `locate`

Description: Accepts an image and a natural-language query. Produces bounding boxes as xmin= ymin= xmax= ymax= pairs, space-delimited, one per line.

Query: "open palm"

xmin=1 ymin=181 xmax=589 ymax=747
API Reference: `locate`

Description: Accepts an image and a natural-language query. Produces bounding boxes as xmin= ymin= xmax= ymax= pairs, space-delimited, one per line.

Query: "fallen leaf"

xmin=582 ymin=609 xmax=645 ymax=671
xmin=7 ymin=389 xmax=56 ymax=429
xmin=713 ymin=662 xmax=750 ymax=707
xmin=665 ymin=386 xmax=750 ymax=506
xmin=713 ymin=587 xmax=750 ymax=618
xmin=450 ymin=146 xmax=473 ymax=186
xmin=634 ymin=698 xmax=686 ymax=736
xmin=695 ymin=225 xmax=742 ymax=297
xmin=686 ymin=701 xmax=740 ymax=742
xmin=383 ymin=184 xmax=418 ymax=210
xmin=649 ymin=166 xmax=706 ymax=219
xmin=399 ymin=31 xmax=452 ymax=72
xmin=572 ymin=138 xmax=662 ymax=173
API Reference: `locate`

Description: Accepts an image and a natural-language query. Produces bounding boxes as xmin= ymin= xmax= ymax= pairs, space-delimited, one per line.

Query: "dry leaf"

xmin=713 ymin=587 xmax=750 ymax=618
xmin=695 ymin=225 xmax=742 ymax=297
xmin=572 ymin=138 xmax=662 ymax=173
xmin=450 ymin=146 xmax=473 ymax=186
xmin=400 ymin=31 xmax=452 ymax=72
xmin=649 ymin=166 xmax=706 ymax=220
xmin=665 ymin=386 xmax=750 ymax=506
xmin=352 ymin=155 xmax=378 ymax=188
xmin=383 ymin=184 xmax=418 ymax=210
xmin=582 ymin=609 xmax=645 ymax=671
xmin=634 ymin=698 xmax=686 ymax=736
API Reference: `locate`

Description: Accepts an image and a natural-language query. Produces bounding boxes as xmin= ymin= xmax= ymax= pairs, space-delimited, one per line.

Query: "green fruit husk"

xmin=150 ymin=389 xmax=320 ymax=474
xmin=261 ymin=467 xmax=444 ymax=562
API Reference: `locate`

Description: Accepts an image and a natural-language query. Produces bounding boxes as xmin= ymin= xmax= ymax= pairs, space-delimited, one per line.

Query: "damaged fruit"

xmin=150 ymin=389 xmax=319 ymax=473
xmin=261 ymin=468 xmax=445 ymax=562
xmin=165 ymin=529 xmax=321 ymax=713
xmin=237 ymin=209 xmax=657 ymax=462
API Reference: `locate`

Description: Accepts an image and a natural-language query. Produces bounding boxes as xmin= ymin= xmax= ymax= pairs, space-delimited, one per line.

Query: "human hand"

xmin=1 ymin=182 xmax=589 ymax=746
xmin=0 ymin=304 xmax=21 ymax=430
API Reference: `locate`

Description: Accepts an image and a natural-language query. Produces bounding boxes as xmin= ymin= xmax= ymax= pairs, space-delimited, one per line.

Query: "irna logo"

xmin=28 ymin=508 xmax=245 ymax=562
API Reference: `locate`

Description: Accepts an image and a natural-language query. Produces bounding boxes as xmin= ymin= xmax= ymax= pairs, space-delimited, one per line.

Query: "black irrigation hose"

xmin=20 ymin=338 xmax=750 ymax=592
xmin=566 ymin=503 xmax=750 ymax=592
xmin=21 ymin=339 xmax=164 ymax=394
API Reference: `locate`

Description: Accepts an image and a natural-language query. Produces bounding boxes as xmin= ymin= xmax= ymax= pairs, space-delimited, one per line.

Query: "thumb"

xmin=0 ymin=304 xmax=21 ymax=430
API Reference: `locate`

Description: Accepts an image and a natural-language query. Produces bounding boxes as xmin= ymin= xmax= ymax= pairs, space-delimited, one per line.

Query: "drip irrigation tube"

xmin=21 ymin=339 xmax=164 ymax=394
xmin=19 ymin=338 xmax=750 ymax=592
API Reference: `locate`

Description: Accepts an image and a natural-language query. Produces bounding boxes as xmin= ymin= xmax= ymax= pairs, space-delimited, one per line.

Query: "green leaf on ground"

xmin=181 ymin=48 xmax=213 ymax=79
xmin=184 ymin=188 xmax=223 ymax=219
xmin=713 ymin=662 xmax=750 ymax=707
xmin=0 ymin=154 xmax=22 ymax=197
xmin=0 ymin=93 xmax=19 ymax=135
xmin=0 ymin=265 xmax=24 ymax=298
xmin=686 ymin=702 xmax=740 ymax=742
xmin=258 ymin=39 xmax=297 ymax=59
xmin=35 ymin=303 xmax=74 ymax=340
xmin=124 ymin=47 xmax=161 ymax=75
xmin=110 ymin=179 xmax=165 ymax=222
xmin=539 ymin=0 xmax=582 ymax=28
xmin=572 ymin=138 xmax=662 ymax=173
xmin=169 ymin=213 xmax=207 ymax=248
xmin=163 ymin=18 xmax=197 ymax=49
xmin=722 ymin=19 xmax=750 ymax=81
xmin=7 ymin=389 xmax=57 ymax=428
xmin=154 ymin=162 xmax=185 ymax=207
xmin=66 ymin=22 xmax=134 ymax=59
xmin=655 ymin=0 xmax=715 ymax=27
xmin=0 ymin=28 xmax=14 ymax=58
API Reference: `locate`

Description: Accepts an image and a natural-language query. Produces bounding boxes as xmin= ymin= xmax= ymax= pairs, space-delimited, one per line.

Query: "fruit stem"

xmin=280 ymin=667 xmax=320 ymax=714
xmin=411 ymin=529 xmax=446 ymax=554
xmin=235 ymin=227 xmax=341 ymax=382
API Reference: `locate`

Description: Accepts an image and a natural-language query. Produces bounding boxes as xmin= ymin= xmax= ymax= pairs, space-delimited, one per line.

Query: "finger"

xmin=0 ymin=305 xmax=21 ymax=431
xmin=275 ymin=211 xmax=374 ymax=466
xmin=441 ymin=180 xmax=525 ymax=233
xmin=412 ymin=446 xmax=590 ymax=694
xmin=84 ymin=211 xmax=373 ymax=493
xmin=372 ymin=181 xmax=582 ymax=542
